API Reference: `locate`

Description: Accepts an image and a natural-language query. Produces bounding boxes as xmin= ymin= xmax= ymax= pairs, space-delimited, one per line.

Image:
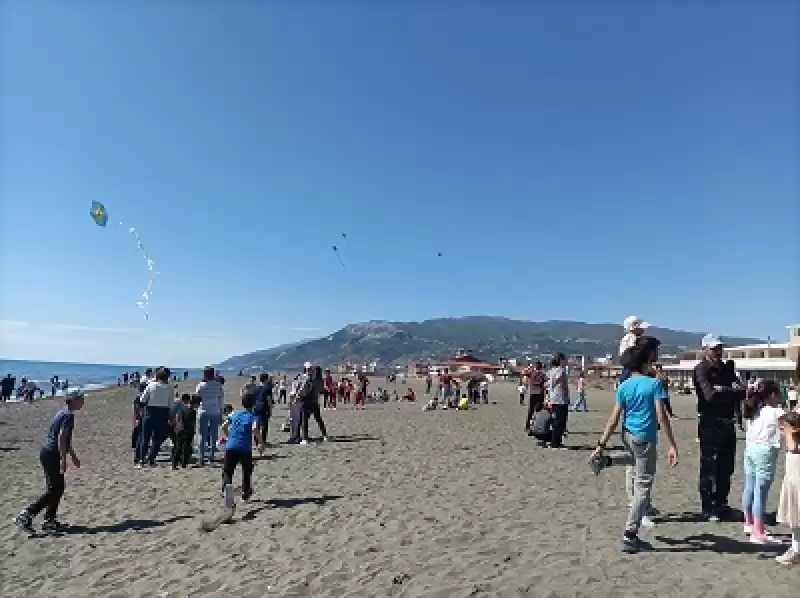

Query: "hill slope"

xmin=217 ymin=317 xmax=762 ymax=371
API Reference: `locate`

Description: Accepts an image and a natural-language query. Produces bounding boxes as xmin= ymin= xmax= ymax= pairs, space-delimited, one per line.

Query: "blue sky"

xmin=1 ymin=1 xmax=797 ymax=366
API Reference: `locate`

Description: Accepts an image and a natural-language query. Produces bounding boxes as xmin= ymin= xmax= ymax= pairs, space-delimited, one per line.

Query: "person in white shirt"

xmin=196 ymin=366 xmax=225 ymax=465
xmin=741 ymin=380 xmax=785 ymax=544
xmin=518 ymin=383 xmax=526 ymax=406
xmin=135 ymin=367 xmax=174 ymax=467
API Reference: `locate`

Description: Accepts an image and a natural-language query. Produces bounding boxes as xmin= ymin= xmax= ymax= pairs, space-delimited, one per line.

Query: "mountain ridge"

xmin=217 ymin=317 xmax=762 ymax=371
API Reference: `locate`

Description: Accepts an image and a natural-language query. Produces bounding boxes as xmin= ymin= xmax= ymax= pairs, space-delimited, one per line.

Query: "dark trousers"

xmin=136 ymin=406 xmax=170 ymax=464
xmin=550 ymin=404 xmax=569 ymax=447
xmin=222 ymin=449 xmax=253 ymax=497
xmin=525 ymin=395 xmax=544 ymax=430
xmin=131 ymin=422 xmax=141 ymax=451
xmin=27 ymin=449 xmax=65 ymax=521
xmin=256 ymin=412 xmax=270 ymax=446
xmin=698 ymin=419 xmax=737 ymax=512
xmin=301 ymin=401 xmax=328 ymax=441
xmin=172 ymin=431 xmax=194 ymax=468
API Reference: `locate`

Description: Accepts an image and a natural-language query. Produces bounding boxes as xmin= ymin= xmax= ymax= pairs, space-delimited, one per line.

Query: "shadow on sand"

xmin=53 ymin=515 xmax=193 ymax=536
xmin=653 ymin=533 xmax=786 ymax=556
xmin=242 ymin=494 xmax=344 ymax=521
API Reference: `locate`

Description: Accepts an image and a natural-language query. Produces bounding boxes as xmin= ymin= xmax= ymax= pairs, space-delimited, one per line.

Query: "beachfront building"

xmin=444 ymin=353 xmax=503 ymax=376
xmin=662 ymin=325 xmax=800 ymax=387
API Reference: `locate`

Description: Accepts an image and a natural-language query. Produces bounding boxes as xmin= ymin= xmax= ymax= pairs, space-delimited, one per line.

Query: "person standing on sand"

xmin=135 ymin=367 xmax=174 ymax=467
xmin=300 ymin=366 xmax=329 ymax=444
xmin=572 ymin=370 xmax=588 ymax=412
xmin=693 ymin=334 xmax=745 ymax=521
xmin=588 ymin=336 xmax=678 ymax=554
xmin=546 ymin=354 xmax=570 ymax=448
xmin=15 ymin=390 xmax=85 ymax=533
xmin=1 ymin=373 xmax=14 ymax=402
xmin=253 ymin=373 xmax=273 ymax=448
xmin=196 ymin=366 xmax=225 ymax=465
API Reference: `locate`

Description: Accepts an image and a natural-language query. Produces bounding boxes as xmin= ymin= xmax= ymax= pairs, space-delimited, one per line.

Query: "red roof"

xmin=449 ymin=355 xmax=483 ymax=363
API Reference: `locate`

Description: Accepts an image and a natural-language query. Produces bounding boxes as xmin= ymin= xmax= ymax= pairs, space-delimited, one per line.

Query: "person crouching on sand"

xmin=588 ymin=336 xmax=679 ymax=554
xmin=15 ymin=390 xmax=84 ymax=534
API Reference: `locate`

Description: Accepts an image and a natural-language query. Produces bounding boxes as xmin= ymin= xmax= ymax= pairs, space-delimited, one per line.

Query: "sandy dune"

xmin=0 ymin=378 xmax=796 ymax=597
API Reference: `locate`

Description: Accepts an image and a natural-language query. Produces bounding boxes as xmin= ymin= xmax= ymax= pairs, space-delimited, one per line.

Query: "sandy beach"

xmin=0 ymin=377 xmax=796 ymax=597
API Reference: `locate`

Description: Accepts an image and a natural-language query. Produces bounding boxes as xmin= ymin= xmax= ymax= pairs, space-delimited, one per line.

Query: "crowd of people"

xmin=1 ymin=374 xmax=70 ymax=402
xmin=10 ymin=318 xmax=800 ymax=568
xmin=519 ymin=316 xmax=800 ymax=565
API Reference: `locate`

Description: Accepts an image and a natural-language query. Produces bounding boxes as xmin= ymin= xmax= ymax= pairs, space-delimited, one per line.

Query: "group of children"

xmin=739 ymin=380 xmax=800 ymax=564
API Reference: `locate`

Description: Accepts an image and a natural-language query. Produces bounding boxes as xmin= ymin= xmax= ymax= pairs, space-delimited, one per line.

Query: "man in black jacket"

xmin=692 ymin=334 xmax=744 ymax=521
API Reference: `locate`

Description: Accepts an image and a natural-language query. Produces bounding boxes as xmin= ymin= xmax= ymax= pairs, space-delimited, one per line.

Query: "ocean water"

xmin=0 ymin=359 xmax=203 ymax=396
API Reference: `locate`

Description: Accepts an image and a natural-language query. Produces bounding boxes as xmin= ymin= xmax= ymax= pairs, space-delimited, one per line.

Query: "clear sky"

xmin=1 ymin=1 xmax=798 ymax=366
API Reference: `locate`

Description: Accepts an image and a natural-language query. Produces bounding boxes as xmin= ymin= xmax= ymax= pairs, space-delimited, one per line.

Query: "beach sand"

xmin=0 ymin=377 xmax=797 ymax=597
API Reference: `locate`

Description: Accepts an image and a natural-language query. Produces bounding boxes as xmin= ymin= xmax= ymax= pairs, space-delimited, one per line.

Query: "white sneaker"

xmin=322 ymin=436 xmax=329 ymax=442
xmin=743 ymin=524 xmax=752 ymax=535
xmin=300 ymin=440 xmax=308 ymax=445
xmin=775 ymin=548 xmax=800 ymax=565
xmin=640 ymin=516 xmax=655 ymax=528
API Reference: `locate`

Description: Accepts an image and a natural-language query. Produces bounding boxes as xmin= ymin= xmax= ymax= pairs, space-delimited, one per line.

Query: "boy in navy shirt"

xmin=172 ymin=394 xmax=197 ymax=469
xmin=15 ymin=390 xmax=85 ymax=533
xmin=221 ymin=390 xmax=262 ymax=503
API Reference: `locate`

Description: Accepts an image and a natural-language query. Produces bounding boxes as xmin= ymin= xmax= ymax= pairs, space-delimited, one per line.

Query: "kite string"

xmin=119 ymin=221 xmax=157 ymax=320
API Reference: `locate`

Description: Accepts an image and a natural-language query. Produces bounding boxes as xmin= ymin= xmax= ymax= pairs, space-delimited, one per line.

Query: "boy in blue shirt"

xmin=220 ymin=390 xmax=262 ymax=503
xmin=588 ymin=336 xmax=679 ymax=554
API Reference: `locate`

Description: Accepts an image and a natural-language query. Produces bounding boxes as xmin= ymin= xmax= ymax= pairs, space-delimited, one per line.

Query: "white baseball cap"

xmin=623 ymin=316 xmax=649 ymax=332
xmin=701 ymin=334 xmax=724 ymax=349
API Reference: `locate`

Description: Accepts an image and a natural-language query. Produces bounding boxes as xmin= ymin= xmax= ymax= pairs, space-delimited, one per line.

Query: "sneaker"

xmin=750 ymin=534 xmax=783 ymax=545
xmin=14 ymin=511 xmax=34 ymax=533
xmin=300 ymin=440 xmax=308 ymax=445
xmin=703 ymin=511 xmax=720 ymax=523
xmin=775 ymin=548 xmax=800 ymax=566
xmin=134 ymin=463 xmax=143 ymax=469
xmin=743 ymin=524 xmax=753 ymax=535
xmin=322 ymin=436 xmax=329 ymax=442
xmin=620 ymin=534 xmax=653 ymax=554
xmin=640 ymin=516 xmax=656 ymax=528
xmin=41 ymin=519 xmax=69 ymax=533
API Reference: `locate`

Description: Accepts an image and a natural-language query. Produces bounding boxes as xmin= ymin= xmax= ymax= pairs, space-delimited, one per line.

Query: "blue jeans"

xmin=741 ymin=444 xmax=778 ymax=521
xmin=198 ymin=412 xmax=222 ymax=463
xmin=136 ymin=406 xmax=170 ymax=464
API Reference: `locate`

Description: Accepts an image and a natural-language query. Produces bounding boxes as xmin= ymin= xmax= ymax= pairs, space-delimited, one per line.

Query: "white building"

xmin=662 ymin=324 xmax=800 ymax=387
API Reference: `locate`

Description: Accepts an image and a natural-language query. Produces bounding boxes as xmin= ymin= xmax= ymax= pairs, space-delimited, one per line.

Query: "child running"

xmin=741 ymin=380 xmax=785 ymax=544
xmin=221 ymin=389 xmax=262 ymax=504
xmin=775 ymin=411 xmax=800 ymax=565
xmin=15 ymin=390 xmax=85 ymax=533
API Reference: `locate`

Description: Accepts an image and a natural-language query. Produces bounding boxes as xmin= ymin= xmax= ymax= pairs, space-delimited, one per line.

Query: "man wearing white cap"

xmin=693 ymin=333 xmax=743 ymax=521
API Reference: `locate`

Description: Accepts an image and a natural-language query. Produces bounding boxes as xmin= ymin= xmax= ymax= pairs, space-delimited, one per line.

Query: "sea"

xmin=0 ymin=359 xmax=204 ymax=398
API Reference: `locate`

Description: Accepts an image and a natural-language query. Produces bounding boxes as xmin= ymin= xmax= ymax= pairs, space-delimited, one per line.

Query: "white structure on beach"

xmin=662 ymin=324 xmax=800 ymax=387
